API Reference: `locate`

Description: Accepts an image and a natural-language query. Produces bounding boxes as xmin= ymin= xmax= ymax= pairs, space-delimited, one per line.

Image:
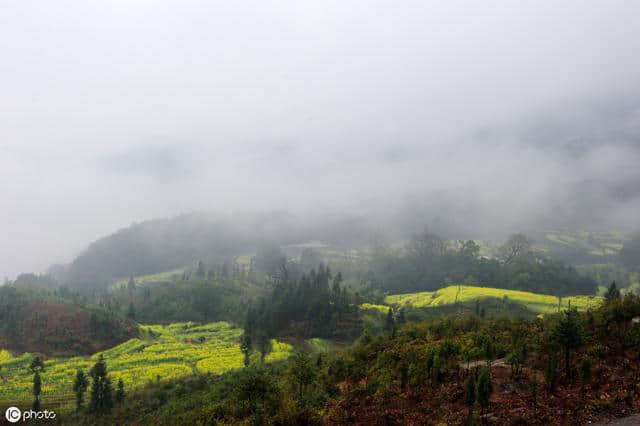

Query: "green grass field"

xmin=544 ymin=230 xmax=627 ymax=256
xmin=111 ymin=268 xmax=185 ymax=288
xmin=360 ymin=303 xmax=391 ymax=314
xmin=306 ymin=338 xmax=334 ymax=353
xmin=384 ymin=285 xmax=602 ymax=314
xmin=0 ymin=322 xmax=291 ymax=412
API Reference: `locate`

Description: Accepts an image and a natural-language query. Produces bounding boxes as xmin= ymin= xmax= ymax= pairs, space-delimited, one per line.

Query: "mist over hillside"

xmin=3 ymin=1 xmax=640 ymax=279
xmin=5 ymin=92 xmax=640 ymax=280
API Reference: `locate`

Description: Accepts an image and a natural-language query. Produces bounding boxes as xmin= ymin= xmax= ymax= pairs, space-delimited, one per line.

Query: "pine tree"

xmin=29 ymin=356 xmax=45 ymax=412
xmin=89 ymin=355 xmax=114 ymax=415
xmin=477 ymin=367 xmax=492 ymax=415
xmin=289 ymin=350 xmax=316 ymax=408
xmin=579 ymin=356 xmax=592 ymax=385
xmin=73 ymin=369 xmax=89 ymax=411
xmin=384 ymin=308 xmax=395 ymax=332
xmin=196 ymin=260 xmax=206 ymax=278
xmin=528 ymin=377 xmax=538 ymax=406
xmin=32 ymin=370 xmax=42 ymax=411
xmin=551 ymin=307 xmax=584 ymax=379
xmin=115 ymin=379 xmax=125 ymax=403
xmin=240 ymin=333 xmax=252 ymax=367
xmin=464 ymin=374 xmax=476 ymax=406
xmin=397 ymin=309 xmax=406 ymax=325
xmin=544 ymin=352 xmax=559 ymax=392
xmin=127 ymin=302 xmax=136 ymax=320
xmin=605 ymin=281 xmax=621 ymax=303
xmin=256 ymin=331 xmax=272 ymax=363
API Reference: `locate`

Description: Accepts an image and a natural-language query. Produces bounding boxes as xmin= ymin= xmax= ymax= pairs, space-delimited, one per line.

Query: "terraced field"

xmin=385 ymin=285 xmax=602 ymax=314
xmin=543 ymin=230 xmax=627 ymax=256
xmin=0 ymin=322 xmax=292 ymax=412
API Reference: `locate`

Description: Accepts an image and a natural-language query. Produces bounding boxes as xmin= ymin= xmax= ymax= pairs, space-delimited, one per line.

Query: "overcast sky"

xmin=2 ymin=1 xmax=640 ymax=278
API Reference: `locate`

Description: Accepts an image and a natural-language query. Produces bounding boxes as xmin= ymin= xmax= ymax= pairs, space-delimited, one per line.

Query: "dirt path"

xmin=590 ymin=414 xmax=640 ymax=425
xmin=460 ymin=357 xmax=508 ymax=370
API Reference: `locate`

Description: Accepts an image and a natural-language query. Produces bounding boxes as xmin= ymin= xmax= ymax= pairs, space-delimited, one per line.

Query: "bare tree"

xmin=407 ymin=229 xmax=447 ymax=259
xmin=498 ymin=233 xmax=532 ymax=264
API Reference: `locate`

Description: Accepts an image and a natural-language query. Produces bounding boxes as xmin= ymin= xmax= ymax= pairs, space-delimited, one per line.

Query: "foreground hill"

xmin=0 ymin=321 xmax=292 ymax=412
xmin=53 ymin=293 xmax=640 ymax=425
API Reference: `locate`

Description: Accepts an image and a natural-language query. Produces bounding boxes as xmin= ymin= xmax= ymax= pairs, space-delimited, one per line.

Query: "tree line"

xmin=367 ymin=231 xmax=597 ymax=295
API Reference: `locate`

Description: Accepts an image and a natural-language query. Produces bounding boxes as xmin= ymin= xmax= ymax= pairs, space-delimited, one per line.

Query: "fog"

xmin=2 ymin=1 xmax=640 ymax=278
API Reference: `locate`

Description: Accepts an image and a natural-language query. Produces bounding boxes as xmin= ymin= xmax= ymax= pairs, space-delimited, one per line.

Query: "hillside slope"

xmin=385 ymin=285 xmax=602 ymax=315
xmin=57 ymin=212 xmax=375 ymax=290
xmin=0 ymin=286 xmax=138 ymax=356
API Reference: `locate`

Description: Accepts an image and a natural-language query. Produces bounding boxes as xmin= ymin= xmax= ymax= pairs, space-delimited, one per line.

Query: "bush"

xmin=579 ymin=356 xmax=593 ymax=384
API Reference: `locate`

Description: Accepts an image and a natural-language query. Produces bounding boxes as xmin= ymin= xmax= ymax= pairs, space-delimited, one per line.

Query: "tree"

xmin=240 ymin=333 xmax=252 ymax=367
xmin=127 ymin=302 xmax=136 ymax=320
xmin=464 ymin=374 xmax=476 ymax=406
xmin=196 ymin=260 xmax=206 ymax=278
xmin=498 ymin=233 xmax=532 ymax=264
xmin=300 ymin=248 xmax=323 ymax=271
xmin=408 ymin=230 xmax=447 ymax=259
xmin=254 ymin=243 xmax=286 ymax=278
xmin=384 ymin=308 xmax=395 ymax=332
xmin=73 ymin=369 xmax=89 ymax=411
xmin=397 ymin=309 xmax=406 ymax=325
xmin=29 ymin=356 xmax=45 ymax=411
xmin=528 ymin=377 xmax=538 ymax=406
xmin=579 ymin=356 xmax=592 ymax=386
xmin=115 ymin=379 xmax=125 ymax=404
xmin=605 ymin=281 xmax=621 ymax=303
xmin=544 ymin=352 xmax=559 ymax=392
xmin=89 ymin=355 xmax=113 ymax=415
xmin=507 ymin=343 xmax=528 ymax=378
xmin=331 ymin=272 xmax=343 ymax=306
xmin=256 ymin=332 xmax=272 ymax=363
xmin=477 ymin=367 xmax=492 ymax=415
xmin=551 ymin=307 xmax=584 ymax=378
xmin=289 ymin=350 xmax=317 ymax=408
xmin=233 ymin=366 xmax=281 ymax=421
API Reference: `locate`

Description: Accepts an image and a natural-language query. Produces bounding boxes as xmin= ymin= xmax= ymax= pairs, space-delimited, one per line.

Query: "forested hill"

xmin=50 ymin=209 xmax=640 ymax=297
xmin=0 ymin=285 xmax=138 ymax=356
xmin=56 ymin=212 xmax=375 ymax=291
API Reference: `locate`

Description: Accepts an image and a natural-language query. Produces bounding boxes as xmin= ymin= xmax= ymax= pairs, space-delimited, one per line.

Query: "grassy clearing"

xmin=385 ymin=285 xmax=602 ymax=314
xmin=112 ymin=268 xmax=185 ymax=288
xmin=0 ymin=322 xmax=292 ymax=411
xmin=544 ymin=230 xmax=626 ymax=256
xmin=360 ymin=303 xmax=391 ymax=314
xmin=306 ymin=338 xmax=333 ymax=353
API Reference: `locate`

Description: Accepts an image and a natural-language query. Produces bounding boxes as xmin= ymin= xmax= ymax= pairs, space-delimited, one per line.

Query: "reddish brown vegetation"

xmin=327 ymin=349 xmax=640 ymax=425
xmin=0 ymin=302 xmax=137 ymax=356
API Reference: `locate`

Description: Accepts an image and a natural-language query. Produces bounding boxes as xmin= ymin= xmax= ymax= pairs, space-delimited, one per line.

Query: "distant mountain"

xmin=57 ymin=212 xmax=376 ymax=290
